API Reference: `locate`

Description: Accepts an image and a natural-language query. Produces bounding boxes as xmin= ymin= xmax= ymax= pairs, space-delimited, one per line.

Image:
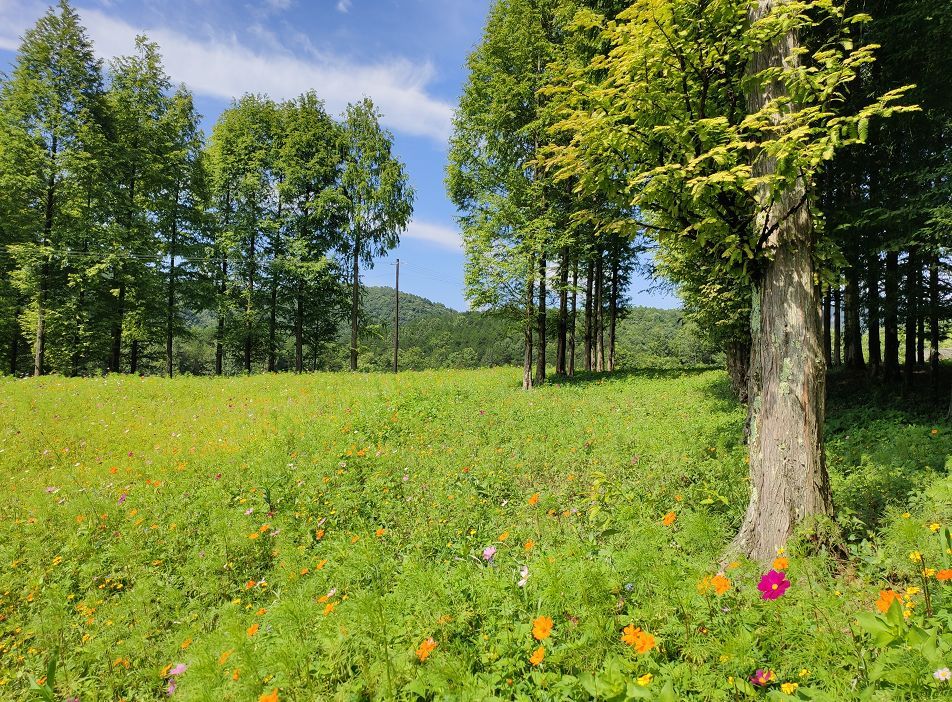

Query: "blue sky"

xmin=0 ymin=0 xmax=678 ymax=311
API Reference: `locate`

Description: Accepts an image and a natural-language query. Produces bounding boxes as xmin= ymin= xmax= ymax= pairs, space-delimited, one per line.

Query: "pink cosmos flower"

xmin=169 ymin=663 xmax=187 ymax=676
xmin=482 ymin=546 xmax=497 ymax=562
xmin=757 ymin=570 xmax=790 ymax=600
xmin=750 ymin=669 xmax=776 ymax=687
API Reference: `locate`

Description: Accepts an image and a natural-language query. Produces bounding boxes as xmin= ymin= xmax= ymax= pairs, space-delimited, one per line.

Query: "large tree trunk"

xmin=844 ymin=266 xmax=865 ymax=370
xmin=535 ymin=256 xmax=546 ymax=385
xmin=867 ymin=252 xmax=882 ymax=377
xmin=584 ymin=259 xmax=593 ymax=372
xmin=929 ymin=254 xmax=940 ymax=380
xmin=903 ymin=248 xmax=918 ymax=390
xmin=734 ymin=0 xmax=832 ymax=561
xmin=569 ymin=259 xmax=578 ymax=378
xmin=726 ymin=339 xmax=751 ymax=404
xmin=350 ymin=237 xmax=360 ymax=372
xmin=556 ymin=247 xmax=569 ymax=375
xmin=883 ymin=250 xmax=900 ymax=382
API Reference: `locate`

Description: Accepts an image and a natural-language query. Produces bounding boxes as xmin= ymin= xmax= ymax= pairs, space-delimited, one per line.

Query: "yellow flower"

xmin=499 ymin=531 xmax=509 ymax=541
xmin=799 ymin=669 xmax=810 ymax=678
xmin=909 ymin=551 xmax=922 ymax=563
xmin=929 ymin=523 xmax=941 ymax=533
xmin=637 ymin=673 xmax=653 ymax=686
xmin=781 ymin=682 xmax=799 ymax=695
xmin=901 ymin=512 xmax=911 ymax=519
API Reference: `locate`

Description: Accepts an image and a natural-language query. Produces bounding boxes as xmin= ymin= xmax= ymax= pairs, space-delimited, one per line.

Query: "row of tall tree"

xmin=449 ymin=0 xmax=950 ymax=559
xmin=0 ymin=1 xmax=414 ymax=377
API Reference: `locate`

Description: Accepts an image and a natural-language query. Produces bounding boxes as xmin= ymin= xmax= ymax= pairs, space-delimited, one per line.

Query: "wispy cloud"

xmin=403 ymin=220 xmax=463 ymax=251
xmin=336 ymin=0 xmax=351 ymax=13
xmin=0 ymin=2 xmax=454 ymax=142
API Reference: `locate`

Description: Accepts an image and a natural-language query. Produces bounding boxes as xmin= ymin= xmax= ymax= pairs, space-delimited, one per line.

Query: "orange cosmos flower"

xmin=621 ymin=625 xmax=655 ymax=654
xmin=528 ymin=493 xmax=540 ymax=506
xmin=662 ymin=512 xmax=676 ymax=527
xmin=323 ymin=602 xmax=337 ymax=616
xmin=936 ymin=569 xmax=952 ymax=581
xmin=375 ymin=528 xmax=386 ymax=537
xmin=247 ymin=623 xmax=260 ymax=637
xmin=315 ymin=529 xmax=325 ymax=540
xmin=524 ymin=539 xmax=535 ymax=551
xmin=529 ymin=646 xmax=545 ymax=666
xmin=772 ymin=557 xmax=789 ymax=571
xmin=259 ymin=688 xmax=278 ymax=702
xmin=532 ymin=615 xmax=554 ymax=641
xmin=876 ymin=590 xmax=903 ymax=613
xmin=218 ymin=650 xmax=233 ymax=666
xmin=711 ymin=574 xmax=731 ymax=595
xmin=416 ymin=637 xmax=437 ymax=662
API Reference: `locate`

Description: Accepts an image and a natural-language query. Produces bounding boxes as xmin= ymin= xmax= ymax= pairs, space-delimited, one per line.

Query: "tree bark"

xmin=268 ymin=279 xmax=278 ymax=373
xmin=535 ymin=256 xmax=546 ymax=385
xmin=883 ymin=250 xmax=900 ymax=382
xmin=867 ymin=252 xmax=882 ymax=377
xmin=35 ymin=134 xmax=58 ymax=378
xmin=350 ymin=236 xmax=360 ymax=372
xmin=166 ymin=211 xmax=177 ymax=378
xmin=608 ymin=249 xmax=619 ymax=372
xmin=734 ymin=0 xmax=832 ymax=561
xmin=244 ymin=219 xmax=257 ymax=375
xmin=130 ymin=340 xmax=139 ymax=375
xmin=556 ymin=247 xmax=569 ymax=375
xmin=584 ymin=258 xmax=593 ymax=372
xmin=110 ymin=283 xmax=125 ymax=373
xmin=216 ymin=254 xmax=227 ymax=376
xmin=929 ymin=254 xmax=940 ymax=380
xmin=726 ymin=340 xmax=751 ymax=404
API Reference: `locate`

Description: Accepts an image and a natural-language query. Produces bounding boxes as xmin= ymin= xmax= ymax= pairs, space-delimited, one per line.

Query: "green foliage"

xmin=0 ymin=368 xmax=949 ymax=699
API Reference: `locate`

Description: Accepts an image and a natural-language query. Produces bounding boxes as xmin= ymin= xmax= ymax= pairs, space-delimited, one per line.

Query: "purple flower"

xmin=757 ymin=570 xmax=790 ymax=600
xmin=118 ymin=493 xmax=127 ymax=505
xmin=482 ymin=545 xmax=497 ymax=563
xmin=749 ymin=669 xmax=775 ymax=687
xmin=169 ymin=663 xmax=187 ymax=676
xmin=166 ymin=680 xmax=177 ymax=696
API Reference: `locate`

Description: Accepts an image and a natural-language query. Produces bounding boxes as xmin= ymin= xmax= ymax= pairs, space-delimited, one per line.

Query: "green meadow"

xmin=1 ymin=369 xmax=950 ymax=701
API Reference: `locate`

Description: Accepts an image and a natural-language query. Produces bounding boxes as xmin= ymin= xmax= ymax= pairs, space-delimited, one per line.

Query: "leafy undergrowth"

xmin=0 ymin=368 xmax=949 ymax=701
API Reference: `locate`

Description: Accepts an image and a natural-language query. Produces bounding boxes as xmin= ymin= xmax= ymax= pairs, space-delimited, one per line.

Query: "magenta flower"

xmin=750 ymin=669 xmax=776 ymax=687
xmin=166 ymin=680 xmax=177 ymax=696
xmin=118 ymin=493 xmax=127 ymax=505
xmin=757 ymin=570 xmax=790 ymax=600
xmin=482 ymin=545 xmax=497 ymax=562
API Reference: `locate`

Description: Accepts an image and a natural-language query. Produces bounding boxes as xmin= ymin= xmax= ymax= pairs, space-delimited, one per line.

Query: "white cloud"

xmin=336 ymin=0 xmax=351 ymax=13
xmin=0 ymin=2 xmax=454 ymax=143
xmin=403 ymin=220 xmax=463 ymax=251
xmin=267 ymin=0 xmax=293 ymax=9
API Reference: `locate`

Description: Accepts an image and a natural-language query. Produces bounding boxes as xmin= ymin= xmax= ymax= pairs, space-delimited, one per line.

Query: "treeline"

xmin=350 ymin=287 xmax=716 ymax=372
xmin=449 ymin=0 xmax=950 ymax=558
xmin=0 ymin=1 xmax=413 ymax=377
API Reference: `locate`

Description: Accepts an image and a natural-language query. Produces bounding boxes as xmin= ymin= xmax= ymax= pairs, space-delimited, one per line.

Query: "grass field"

xmin=0 ymin=368 xmax=950 ymax=701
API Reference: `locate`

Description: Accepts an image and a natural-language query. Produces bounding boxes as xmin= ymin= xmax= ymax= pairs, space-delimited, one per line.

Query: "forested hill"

xmin=346 ymin=286 xmax=717 ymax=373
xmin=362 ymin=287 xmax=458 ymax=326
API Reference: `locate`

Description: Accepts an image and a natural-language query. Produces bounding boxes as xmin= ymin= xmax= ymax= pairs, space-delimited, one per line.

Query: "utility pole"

xmin=393 ymin=259 xmax=400 ymax=373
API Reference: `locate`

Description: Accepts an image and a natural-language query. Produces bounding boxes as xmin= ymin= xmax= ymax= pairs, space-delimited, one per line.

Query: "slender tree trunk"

xmin=844 ymin=266 xmax=864 ymax=369
xmin=917 ymin=315 xmax=926 ymax=367
xmin=130 ymin=340 xmax=139 ymax=375
xmin=608 ymin=250 xmax=619 ymax=372
xmin=595 ymin=250 xmax=604 ymax=372
xmin=822 ymin=288 xmax=832 ymax=366
xmin=867 ymin=252 xmax=882 ymax=377
xmin=166 ymin=213 xmax=177 ymax=378
xmin=523 ymin=261 xmax=535 ymax=390
xmin=884 ymin=250 xmax=900 ymax=382
xmin=111 ymin=283 xmax=125 ymax=373
xmin=35 ymin=135 xmax=58 ymax=378
xmin=904 ymin=248 xmax=918 ymax=390
xmin=295 ymin=284 xmax=304 ymax=374
xmin=244 ymin=223 xmax=256 ymax=375
xmin=569 ymin=259 xmax=577 ymax=378
xmin=9 ymin=306 xmax=21 ymax=376
xmin=216 ymin=255 xmax=227 ymax=376
xmin=734 ymin=0 xmax=831 ymax=561
xmin=268 ymin=280 xmax=278 ymax=373
xmin=556 ymin=248 xmax=568 ymax=375
xmin=584 ymin=259 xmax=593 ymax=372
xmin=832 ymin=285 xmax=841 ymax=367
xmin=930 ymin=254 xmax=940 ymax=380
xmin=350 ymin=237 xmax=360 ymax=372
xmin=535 ymin=256 xmax=546 ymax=385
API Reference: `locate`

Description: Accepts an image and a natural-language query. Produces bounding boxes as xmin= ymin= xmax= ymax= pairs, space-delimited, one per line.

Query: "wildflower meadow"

xmin=1 ymin=368 xmax=950 ymax=700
